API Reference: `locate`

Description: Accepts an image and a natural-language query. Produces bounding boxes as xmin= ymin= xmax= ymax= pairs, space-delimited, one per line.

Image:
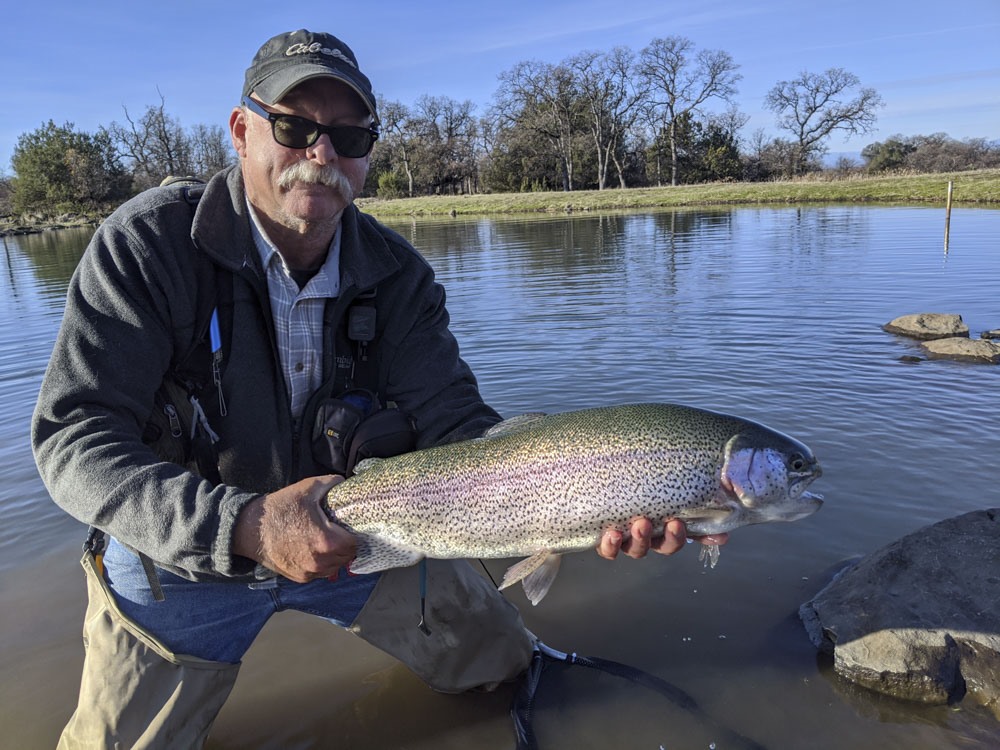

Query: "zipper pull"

xmin=164 ymin=403 xmax=182 ymax=438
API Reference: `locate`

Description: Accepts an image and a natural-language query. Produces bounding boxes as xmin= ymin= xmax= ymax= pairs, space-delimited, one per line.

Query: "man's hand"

xmin=233 ymin=475 xmax=356 ymax=582
xmin=597 ymin=518 xmax=728 ymax=560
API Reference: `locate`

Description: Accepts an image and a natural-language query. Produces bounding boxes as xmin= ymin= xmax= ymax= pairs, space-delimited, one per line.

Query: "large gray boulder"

xmin=800 ymin=509 xmax=1000 ymax=719
xmin=882 ymin=313 xmax=969 ymax=340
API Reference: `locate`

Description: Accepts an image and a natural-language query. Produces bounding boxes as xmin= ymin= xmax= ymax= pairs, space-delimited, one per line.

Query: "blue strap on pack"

xmin=210 ymin=308 xmax=227 ymax=416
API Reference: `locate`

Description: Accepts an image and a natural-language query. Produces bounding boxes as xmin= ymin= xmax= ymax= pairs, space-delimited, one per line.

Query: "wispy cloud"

xmin=873 ymin=67 xmax=1000 ymax=90
xmin=795 ymin=22 xmax=1000 ymax=54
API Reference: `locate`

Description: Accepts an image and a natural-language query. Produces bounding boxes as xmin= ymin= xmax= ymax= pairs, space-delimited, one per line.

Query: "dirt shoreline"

xmin=1 ymin=216 xmax=102 ymax=237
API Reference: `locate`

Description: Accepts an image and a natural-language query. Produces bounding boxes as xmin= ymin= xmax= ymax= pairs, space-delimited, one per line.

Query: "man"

xmin=32 ymin=29 xmax=723 ymax=748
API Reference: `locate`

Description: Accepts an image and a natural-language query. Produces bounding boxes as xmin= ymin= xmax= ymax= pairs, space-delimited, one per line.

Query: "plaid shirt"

xmin=247 ymin=203 xmax=341 ymax=424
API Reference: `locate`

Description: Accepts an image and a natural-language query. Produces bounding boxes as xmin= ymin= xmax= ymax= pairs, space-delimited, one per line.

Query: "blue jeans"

xmin=102 ymin=537 xmax=381 ymax=663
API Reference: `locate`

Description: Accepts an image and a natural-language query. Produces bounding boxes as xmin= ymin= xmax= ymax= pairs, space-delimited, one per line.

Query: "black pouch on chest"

xmin=311 ymin=389 xmax=416 ymax=476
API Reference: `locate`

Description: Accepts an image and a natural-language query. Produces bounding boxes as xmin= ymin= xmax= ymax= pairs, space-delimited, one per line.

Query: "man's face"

xmin=231 ymin=77 xmax=373 ymax=235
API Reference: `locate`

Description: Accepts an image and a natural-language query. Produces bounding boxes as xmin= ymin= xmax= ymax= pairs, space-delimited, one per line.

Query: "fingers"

xmin=618 ymin=517 xmax=654 ymax=558
xmin=597 ymin=528 xmax=624 ymax=560
xmin=648 ymin=518 xmax=686 ymax=556
xmin=597 ymin=519 xmax=729 ymax=561
xmin=599 ymin=518 xmax=675 ymax=560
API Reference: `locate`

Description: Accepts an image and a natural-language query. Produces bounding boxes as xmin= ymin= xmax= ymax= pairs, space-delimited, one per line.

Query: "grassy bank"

xmin=357 ymin=168 xmax=1000 ymax=218
xmin=3 ymin=169 xmax=998 ymax=236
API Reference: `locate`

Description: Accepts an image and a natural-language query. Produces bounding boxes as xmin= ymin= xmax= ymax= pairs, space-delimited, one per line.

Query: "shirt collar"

xmin=245 ymin=199 xmax=341 ymax=297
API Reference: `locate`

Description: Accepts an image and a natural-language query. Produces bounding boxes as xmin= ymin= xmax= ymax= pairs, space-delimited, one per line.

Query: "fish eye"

xmin=789 ymin=454 xmax=807 ymax=471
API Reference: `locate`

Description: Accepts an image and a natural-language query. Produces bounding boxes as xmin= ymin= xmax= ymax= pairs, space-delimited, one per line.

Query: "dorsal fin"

xmin=352 ymin=456 xmax=386 ymax=474
xmin=483 ymin=412 xmax=548 ymax=438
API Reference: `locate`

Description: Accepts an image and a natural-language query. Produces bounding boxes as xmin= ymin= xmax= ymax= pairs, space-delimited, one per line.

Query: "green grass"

xmin=4 ymin=168 xmax=997 ymax=236
xmin=357 ymin=169 xmax=1000 ymax=218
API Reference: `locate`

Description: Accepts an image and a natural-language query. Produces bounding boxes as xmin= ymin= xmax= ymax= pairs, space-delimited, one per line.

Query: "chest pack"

xmin=141 ymin=177 xmax=415 ymax=483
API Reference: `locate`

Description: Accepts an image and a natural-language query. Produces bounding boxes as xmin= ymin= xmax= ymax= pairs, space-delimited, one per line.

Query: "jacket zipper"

xmin=164 ymin=403 xmax=183 ymax=438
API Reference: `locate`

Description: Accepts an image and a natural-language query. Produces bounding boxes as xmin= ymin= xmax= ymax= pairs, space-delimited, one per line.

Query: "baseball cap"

xmin=243 ymin=30 xmax=379 ymax=124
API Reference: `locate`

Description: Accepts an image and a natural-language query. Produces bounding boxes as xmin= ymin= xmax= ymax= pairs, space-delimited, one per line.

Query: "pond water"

xmin=1 ymin=205 xmax=998 ymax=749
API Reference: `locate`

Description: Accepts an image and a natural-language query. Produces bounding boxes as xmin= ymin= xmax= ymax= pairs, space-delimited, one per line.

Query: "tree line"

xmin=4 ymin=92 xmax=233 ymax=216
xmin=4 ymin=35 xmax=999 ymax=216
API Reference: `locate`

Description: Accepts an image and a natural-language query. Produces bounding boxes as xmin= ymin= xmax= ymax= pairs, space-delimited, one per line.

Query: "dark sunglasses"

xmin=241 ymin=96 xmax=379 ymax=158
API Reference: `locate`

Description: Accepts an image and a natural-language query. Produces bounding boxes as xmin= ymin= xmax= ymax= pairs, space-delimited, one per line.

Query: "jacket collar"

xmin=192 ymin=165 xmax=400 ymax=293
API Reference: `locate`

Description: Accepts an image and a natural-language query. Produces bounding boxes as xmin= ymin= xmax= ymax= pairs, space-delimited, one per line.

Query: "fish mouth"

xmin=774 ymin=489 xmax=824 ymax=522
xmin=798 ymin=490 xmax=824 ymax=509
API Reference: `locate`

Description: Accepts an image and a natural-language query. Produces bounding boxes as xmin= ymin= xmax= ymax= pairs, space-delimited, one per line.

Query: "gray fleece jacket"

xmin=31 ymin=165 xmax=500 ymax=582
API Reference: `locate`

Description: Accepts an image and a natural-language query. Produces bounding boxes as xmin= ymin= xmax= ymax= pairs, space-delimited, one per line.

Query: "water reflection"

xmin=391 ymin=210 xmax=738 ymax=283
xmin=3 ymin=227 xmax=91 ymax=300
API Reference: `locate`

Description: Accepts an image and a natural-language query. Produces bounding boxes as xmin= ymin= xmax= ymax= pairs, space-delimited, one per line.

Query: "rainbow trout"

xmin=324 ymin=403 xmax=823 ymax=605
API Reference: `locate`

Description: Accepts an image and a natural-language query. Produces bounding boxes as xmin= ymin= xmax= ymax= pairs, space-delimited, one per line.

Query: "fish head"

xmin=719 ymin=429 xmax=823 ymax=524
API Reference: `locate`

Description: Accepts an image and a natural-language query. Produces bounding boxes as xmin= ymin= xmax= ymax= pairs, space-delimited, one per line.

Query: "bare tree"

xmin=495 ymin=60 xmax=582 ymax=191
xmin=639 ymin=36 xmax=741 ymax=186
xmin=189 ymin=124 xmax=235 ymax=177
xmin=107 ymin=91 xmax=193 ymax=189
xmin=711 ymin=106 xmax=750 ymax=146
xmin=407 ymin=95 xmax=479 ymax=194
xmin=377 ymin=98 xmax=417 ymax=196
xmin=567 ymin=47 xmax=646 ymax=189
xmin=765 ymin=68 xmax=883 ymax=175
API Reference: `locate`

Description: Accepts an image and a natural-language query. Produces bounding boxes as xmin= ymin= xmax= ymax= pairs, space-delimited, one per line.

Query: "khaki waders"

xmin=349 ymin=558 xmax=533 ymax=693
xmin=59 ymin=553 xmax=532 ymax=749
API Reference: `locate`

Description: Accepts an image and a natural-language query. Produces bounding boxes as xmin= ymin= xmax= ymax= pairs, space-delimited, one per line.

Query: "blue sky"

xmin=3 ymin=0 xmax=998 ymax=173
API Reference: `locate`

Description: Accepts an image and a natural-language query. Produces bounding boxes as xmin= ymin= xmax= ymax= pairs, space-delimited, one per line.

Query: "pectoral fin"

xmin=499 ymin=550 xmax=562 ymax=606
xmin=347 ymin=535 xmax=423 ymax=575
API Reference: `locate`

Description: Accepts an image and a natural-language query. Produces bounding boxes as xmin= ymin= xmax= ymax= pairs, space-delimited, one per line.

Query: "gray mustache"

xmin=279 ymin=162 xmax=352 ymax=196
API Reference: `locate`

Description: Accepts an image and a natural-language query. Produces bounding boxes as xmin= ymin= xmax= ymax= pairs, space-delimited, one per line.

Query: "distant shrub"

xmin=377 ymin=171 xmax=406 ymax=199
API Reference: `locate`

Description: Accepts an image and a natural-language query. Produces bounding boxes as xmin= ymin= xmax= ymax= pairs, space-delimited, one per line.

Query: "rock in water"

xmin=882 ymin=313 xmax=969 ymax=340
xmin=800 ymin=508 xmax=1000 ymax=718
